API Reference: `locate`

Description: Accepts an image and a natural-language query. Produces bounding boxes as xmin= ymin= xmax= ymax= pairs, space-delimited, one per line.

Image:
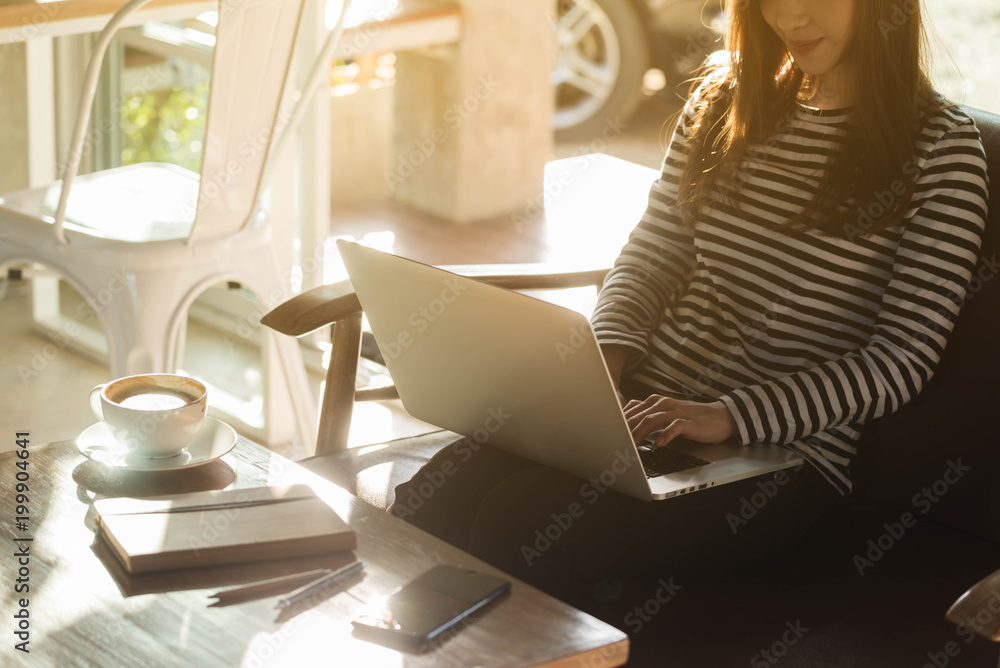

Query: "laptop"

xmin=337 ymin=240 xmax=803 ymax=502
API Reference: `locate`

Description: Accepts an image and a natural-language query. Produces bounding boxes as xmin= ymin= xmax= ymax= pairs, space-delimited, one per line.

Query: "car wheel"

xmin=552 ymin=0 xmax=649 ymax=143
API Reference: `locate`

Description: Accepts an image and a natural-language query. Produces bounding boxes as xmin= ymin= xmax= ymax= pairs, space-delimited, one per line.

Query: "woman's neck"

xmin=801 ymin=65 xmax=851 ymax=109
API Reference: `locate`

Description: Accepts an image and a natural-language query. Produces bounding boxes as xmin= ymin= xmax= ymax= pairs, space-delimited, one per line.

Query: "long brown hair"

xmin=677 ymin=0 xmax=946 ymax=238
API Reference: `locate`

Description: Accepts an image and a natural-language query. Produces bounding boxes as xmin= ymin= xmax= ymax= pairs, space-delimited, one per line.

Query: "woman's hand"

xmin=624 ymin=395 xmax=736 ymax=447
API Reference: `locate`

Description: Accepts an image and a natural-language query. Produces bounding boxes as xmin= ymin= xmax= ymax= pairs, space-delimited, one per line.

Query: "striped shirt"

xmin=591 ymin=72 xmax=991 ymax=494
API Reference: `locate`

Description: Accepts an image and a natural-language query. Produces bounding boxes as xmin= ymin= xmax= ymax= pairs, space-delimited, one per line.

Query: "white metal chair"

xmin=0 ymin=0 xmax=352 ymax=451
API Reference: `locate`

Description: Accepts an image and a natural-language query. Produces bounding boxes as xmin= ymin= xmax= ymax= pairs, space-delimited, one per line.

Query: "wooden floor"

xmin=325 ymin=91 xmax=681 ymax=268
xmin=328 ymin=200 xmax=553 ymax=266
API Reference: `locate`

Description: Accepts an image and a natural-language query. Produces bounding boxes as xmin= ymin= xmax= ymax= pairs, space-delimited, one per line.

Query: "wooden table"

xmin=0 ymin=0 xmax=461 ymax=47
xmin=0 ymin=436 xmax=628 ymax=667
xmin=0 ymin=0 xmax=215 ymax=43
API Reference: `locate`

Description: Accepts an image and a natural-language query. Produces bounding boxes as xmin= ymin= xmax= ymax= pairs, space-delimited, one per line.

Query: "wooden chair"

xmin=947 ymin=570 xmax=1000 ymax=666
xmin=261 ymin=263 xmax=611 ymax=456
xmin=261 ymin=152 xmax=657 ymax=507
xmin=0 ymin=0 xmax=319 ymax=449
xmin=268 ymin=118 xmax=1000 ymax=661
xmin=262 ymin=152 xmax=661 ymax=458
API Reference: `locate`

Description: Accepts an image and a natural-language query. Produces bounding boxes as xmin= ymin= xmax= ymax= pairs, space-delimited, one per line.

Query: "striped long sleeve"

xmin=719 ymin=117 xmax=989 ymax=448
xmin=589 ymin=78 xmax=708 ymax=365
xmin=591 ymin=81 xmax=989 ymax=494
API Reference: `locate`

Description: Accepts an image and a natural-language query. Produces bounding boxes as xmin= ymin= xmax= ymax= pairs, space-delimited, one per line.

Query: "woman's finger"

xmin=627 ymin=406 xmax=670 ymax=431
xmin=623 ymin=394 xmax=660 ymax=418
xmin=625 ymin=399 xmax=685 ymax=429
xmin=653 ymin=418 xmax=691 ymax=447
xmin=630 ymin=412 xmax=678 ymax=443
xmin=624 ymin=395 xmax=679 ymax=421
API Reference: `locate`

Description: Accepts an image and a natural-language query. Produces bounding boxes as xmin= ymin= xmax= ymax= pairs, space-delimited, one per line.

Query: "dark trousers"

xmin=387 ymin=438 xmax=841 ymax=602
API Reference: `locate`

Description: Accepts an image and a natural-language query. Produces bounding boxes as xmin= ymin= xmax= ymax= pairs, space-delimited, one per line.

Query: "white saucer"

xmin=76 ymin=417 xmax=237 ymax=472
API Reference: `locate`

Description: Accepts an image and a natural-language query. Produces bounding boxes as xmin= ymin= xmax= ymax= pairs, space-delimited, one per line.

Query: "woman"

xmin=389 ymin=0 xmax=989 ymax=602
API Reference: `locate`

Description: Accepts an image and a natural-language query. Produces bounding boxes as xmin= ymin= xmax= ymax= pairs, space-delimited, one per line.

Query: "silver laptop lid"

xmin=337 ymin=240 xmax=653 ymax=501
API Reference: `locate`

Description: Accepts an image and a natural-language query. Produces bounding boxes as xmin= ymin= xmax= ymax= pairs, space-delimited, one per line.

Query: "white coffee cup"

xmin=89 ymin=374 xmax=208 ymax=458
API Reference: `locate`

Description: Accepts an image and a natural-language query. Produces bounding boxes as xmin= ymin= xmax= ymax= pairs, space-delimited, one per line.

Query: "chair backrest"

xmin=854 ymin=106 xmax=1000 ymax=543
xmin=188 ymin=0 xmax=307 ymax=242
xmin=51 ymin=0 xmax=307 ymax=245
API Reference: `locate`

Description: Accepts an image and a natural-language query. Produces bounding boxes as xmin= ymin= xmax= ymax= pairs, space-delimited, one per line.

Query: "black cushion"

xmin=574 ymin=500 xmax=1000 ymax=667
xmin=854 ymin=107 xmax=1000 ymax=543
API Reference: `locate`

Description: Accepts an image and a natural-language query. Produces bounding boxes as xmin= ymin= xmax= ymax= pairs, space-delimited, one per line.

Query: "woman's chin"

xmin=791 ymin=61 xmax=834 ymax=77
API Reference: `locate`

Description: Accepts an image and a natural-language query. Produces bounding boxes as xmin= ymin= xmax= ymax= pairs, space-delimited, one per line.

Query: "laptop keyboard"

xmin=638 ymin=444 xmax=711 ymax=478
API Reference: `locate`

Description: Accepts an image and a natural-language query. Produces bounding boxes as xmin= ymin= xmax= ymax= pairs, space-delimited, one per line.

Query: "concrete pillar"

xmin=330 ymin=81 xmax=393 ymax=208
xmin=389 ymin=0 xmax=554 ymax=223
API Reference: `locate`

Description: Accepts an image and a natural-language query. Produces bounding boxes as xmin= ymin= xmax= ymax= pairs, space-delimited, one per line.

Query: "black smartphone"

xmin=350 ymin=565 xmax=511 ymax=650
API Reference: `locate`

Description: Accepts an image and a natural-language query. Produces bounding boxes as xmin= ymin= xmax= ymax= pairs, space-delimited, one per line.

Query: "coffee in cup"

xmin=89 ymin=374 xmax=208 ymax=458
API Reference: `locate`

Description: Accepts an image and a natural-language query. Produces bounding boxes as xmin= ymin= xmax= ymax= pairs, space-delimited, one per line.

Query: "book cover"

xmin=94 ymin=484 xmax=356 ymax=573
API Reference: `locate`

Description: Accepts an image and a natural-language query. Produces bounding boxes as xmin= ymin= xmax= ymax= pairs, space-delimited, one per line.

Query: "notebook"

xmin=94 ymin=484 xmax=356 ymax=574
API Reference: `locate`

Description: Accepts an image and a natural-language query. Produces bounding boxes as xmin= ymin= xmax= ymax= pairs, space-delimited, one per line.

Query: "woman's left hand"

xmin=624 ymin=395 xmax=736 ymax=447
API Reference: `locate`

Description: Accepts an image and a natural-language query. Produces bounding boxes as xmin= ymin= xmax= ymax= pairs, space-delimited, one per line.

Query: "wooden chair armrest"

xmin=261 ymin=279 xmax=360 ymax=337
xmin=261 ymin=261 xmax=609 ymax=454
xmin=261 ymin=263 xmax=611 ymax=337
xmin=946 ymin=568 xmax=1000 ymax=641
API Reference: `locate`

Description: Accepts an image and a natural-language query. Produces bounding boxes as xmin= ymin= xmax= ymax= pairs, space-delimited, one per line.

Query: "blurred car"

xmin=553 ymin=0 xmax=725 ymax=141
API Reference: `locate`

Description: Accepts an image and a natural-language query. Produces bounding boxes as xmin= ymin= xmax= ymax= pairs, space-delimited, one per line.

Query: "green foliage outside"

xmin=120 ymin=80 xmax=209 ymax=171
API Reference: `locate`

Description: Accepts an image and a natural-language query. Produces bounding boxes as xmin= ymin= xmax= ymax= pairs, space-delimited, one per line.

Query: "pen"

xmin=207 ymin=568 xmax=332 ymax=607
xmin=274 ymin=560 xmax=366 ymax=610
